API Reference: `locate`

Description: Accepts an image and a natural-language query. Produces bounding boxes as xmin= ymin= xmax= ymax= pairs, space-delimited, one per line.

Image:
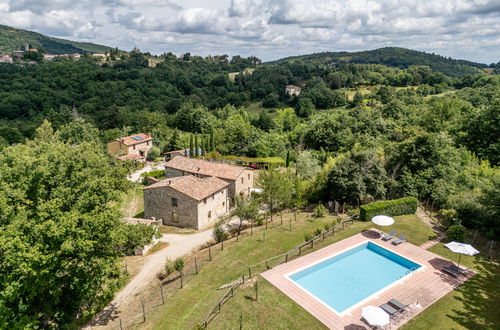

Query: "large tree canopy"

xmin=0 ymin=121 xmax=153 ymax=328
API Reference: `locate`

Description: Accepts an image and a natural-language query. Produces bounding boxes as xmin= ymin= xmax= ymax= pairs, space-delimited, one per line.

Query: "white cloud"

xmin=0 ymin=0 xmax=498 ymax=63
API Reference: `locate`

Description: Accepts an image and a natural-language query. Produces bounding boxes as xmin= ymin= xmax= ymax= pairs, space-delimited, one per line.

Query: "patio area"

xmin=261 ymin=228 xmax=475 ymax=329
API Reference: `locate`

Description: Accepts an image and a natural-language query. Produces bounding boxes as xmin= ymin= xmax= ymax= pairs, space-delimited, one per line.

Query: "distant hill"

xmin=268 ymin=47 xmax=488 ymax=77
xmin=0 ymin=25 xmax=111 ymax=54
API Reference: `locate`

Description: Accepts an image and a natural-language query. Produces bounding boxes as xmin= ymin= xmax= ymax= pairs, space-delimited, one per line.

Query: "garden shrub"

xmin=447 ymin=225 xmax=466 ymax=242
xmin=314 ymin=228 xmax=322 ymax=236
xmin=304 ymin=233 xmax=312 ymax=242
xmin=213 ymin=220 xmax=228 ymax=243
xmin=314 ymin=204 xmax=327 ymax=218
xmin=360 ymin=197 xmax=418 ymax=221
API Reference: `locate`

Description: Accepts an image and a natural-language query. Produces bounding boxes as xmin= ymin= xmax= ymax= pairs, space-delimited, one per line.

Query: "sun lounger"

xmin=441 ymin=266 xmax=460 ymax=277
xmin=380 ymin=303 xmax=398 ymax=316
xmin=391 ymin=234 xmax=407 ymax=245
xmin=381 ymin=230 xmax=397 ymax=241
xmin=388 ymin=298 xmax=406 ymax=311
xmin=449 ymin=264 xmax=466 ymax=274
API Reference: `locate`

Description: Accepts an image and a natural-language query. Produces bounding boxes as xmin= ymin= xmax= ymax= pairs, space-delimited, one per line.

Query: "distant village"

xmin=0 ymin=44 xmax=107 ymax=64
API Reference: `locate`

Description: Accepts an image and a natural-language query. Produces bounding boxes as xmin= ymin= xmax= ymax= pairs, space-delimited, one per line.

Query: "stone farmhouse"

xmin=164 ymin=156 xmax=254 ymax=203
xmin=107 ymin=133 xmax=153 ymax=161
xmin=285 ymin=84 xmax=302 ymax=97
xmin=143 ymin=175 xmax=229 ymax=229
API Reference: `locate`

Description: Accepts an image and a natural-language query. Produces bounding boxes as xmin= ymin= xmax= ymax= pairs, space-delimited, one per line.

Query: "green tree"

xmin=257 ymin=170 xmax=293 ymax=223
xmin=189 ymin=134 xmax=194 ymax=158
xmin=295 ymin=97 xmax=315 ymax=117
xmin=194 ymin=134 xmax=199 ymax=157
xmin=232 ymin=195 xmax=260 ymax=236
xmin=323 ymin=150 xmax=387 ymax=205
xmin=0 ymin=122 xmax=136 ymax=327
xmin=296 ymin=150 xmax=321 ymax=180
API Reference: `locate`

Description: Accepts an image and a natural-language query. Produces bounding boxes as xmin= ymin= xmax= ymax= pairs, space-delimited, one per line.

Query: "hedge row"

xmin=360 ymin=197 xmax=418 ymax=221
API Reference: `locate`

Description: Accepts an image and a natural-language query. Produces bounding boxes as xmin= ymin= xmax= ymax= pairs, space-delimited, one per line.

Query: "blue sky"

xmin=1 ymin=0 xmax=499 ymax=63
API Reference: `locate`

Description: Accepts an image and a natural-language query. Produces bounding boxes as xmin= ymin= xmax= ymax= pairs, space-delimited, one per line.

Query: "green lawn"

xmin=138 ymin=213 xmax=435 ymax=329
xmin=118 ymin=184 xmax=144 ymax=218
xmin=402 ymin=243 xmax=500 ymax=330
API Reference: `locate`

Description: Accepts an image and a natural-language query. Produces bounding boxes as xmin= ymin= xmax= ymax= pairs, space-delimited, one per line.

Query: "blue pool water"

xmin=289 ymin=242 xmax=421 ymax=313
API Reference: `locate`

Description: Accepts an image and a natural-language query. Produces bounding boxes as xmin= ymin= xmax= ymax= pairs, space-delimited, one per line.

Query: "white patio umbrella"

xmin=445 ymin=241 xmax=479 ymax=267
xmin=361 ymin=305 xmax=390 ymax=327
xmin=372 ymin=215 xmax=395 ymax=226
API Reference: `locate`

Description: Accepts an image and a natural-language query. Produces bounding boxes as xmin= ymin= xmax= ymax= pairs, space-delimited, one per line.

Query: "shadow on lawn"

xmin=447 ymin=256 xmax=500 ymax=329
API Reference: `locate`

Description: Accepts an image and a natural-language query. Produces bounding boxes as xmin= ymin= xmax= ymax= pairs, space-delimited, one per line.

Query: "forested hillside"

xmin=0 ymin=49 xmax=498 ymax=327
xmin=269 ymin=47 xmax=489 ymax=77
xmin=0 ymin=24 xmax=111 ymax=54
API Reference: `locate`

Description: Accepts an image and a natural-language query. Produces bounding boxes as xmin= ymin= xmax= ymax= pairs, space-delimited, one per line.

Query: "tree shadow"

xmin=446 ymin=256 xmax=500 ymax=329
xmin=344 ymin=323 xmax=367 ymax=330
xmin=88 ymin=303 xmax=121 ymax=326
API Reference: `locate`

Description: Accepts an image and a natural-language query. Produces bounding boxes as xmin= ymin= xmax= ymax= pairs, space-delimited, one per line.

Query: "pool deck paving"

xmin=261 ymin=228 xmax=475 ymax=330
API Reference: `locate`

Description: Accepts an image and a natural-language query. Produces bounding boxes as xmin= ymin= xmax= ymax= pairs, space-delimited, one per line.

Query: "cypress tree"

xmin=201 ymin=135 xmax=205 ymax=155
xmin=189 ymin=134 xmax=194 ymax=158
xmin=194 ymin=134 xmax=199 ymax=157
xmin=210 ymin=130 xmax=215 ymax=152
xmin=204 ymin=135 xmax=210 ymax=155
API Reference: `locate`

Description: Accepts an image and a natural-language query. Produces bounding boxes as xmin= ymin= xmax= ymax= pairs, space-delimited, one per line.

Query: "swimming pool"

xmin=288 ymin=241 xmax=421 ymax=314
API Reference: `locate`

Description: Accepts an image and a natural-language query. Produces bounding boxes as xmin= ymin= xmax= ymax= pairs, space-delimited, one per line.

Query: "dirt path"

xmin=86 ymin=229 xmax=213 ymax=328
xmin=416 ymin=206 xmax=446 ymax=249
xmin=128 ymin=162 xmax=165 ymax=182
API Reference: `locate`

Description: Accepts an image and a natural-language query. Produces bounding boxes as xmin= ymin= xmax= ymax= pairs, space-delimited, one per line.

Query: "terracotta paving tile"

xmin=261 ymin=228 xmax=475 ymax=329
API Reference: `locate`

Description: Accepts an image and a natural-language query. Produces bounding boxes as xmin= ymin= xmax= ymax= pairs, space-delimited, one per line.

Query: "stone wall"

xmin=144 ymin=186 xmax=199 ymax=228
xmin=197 ymin=189 xmax=229 ymax=229
xmin=144 ymin=185 xmax=229 ymax=230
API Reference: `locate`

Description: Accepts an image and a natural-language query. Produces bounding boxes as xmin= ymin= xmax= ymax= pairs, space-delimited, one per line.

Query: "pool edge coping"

xmin=283 ymin=239 xmax=425 ymax=316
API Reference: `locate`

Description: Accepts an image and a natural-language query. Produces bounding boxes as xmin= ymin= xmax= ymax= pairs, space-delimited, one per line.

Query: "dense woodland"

xmin=0 ymin=49 xmax=499 ymax=327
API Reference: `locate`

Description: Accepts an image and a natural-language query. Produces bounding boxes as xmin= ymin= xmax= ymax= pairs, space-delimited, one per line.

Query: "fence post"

xmin=241 ymin=273 xmax=245 ymax=283
xmin=280 ymin=213 xmax=283 ymax=225
xmin=221 ymin=240 xmax=224 ymax=251
xmin=251 ymin=224 xmax=253 ymax=235
xmin=285 ymin=253 xmax=288 ymax=263
xmin=180 ymin=272 xmax=183 ymax=288
xmin=195 ymin=257 xmax=198 ymax=275
xmin=248 ymin=267 xmax=252 ymax=279
xmin=265 ymin=260 xmax=269 ymax=269
xmin=342 ymin=221 xmax=345 ymax=230
xmin=255 ymin=280 xmax=258 ymax=301
xmin=141 ymin=300 xmax=146 ymax=323
xmin=488 ymin=241 xmax=495 ymax=259
xmin=240 ymin=313 xmax=243 ymax=330
xmin=160 ymin=284 xmax=164 ymax=305
xmin=322 ymin=232 xmax=325 ymax=240
xmin=311 ymin=240 xmax=314 ymax=249
xmin=231 ymin=286 xmax=234 ymax=297
xmin=119 ymin=318 xmax=123 ymax=330
xmin=298 ymin=246 xmax=302 ymax=255
xmin=208 ymin=243 xmax=212 ymax=261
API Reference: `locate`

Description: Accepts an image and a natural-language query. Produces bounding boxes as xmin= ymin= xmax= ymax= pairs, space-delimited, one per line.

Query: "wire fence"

xmin=419 ymin=200 xmax=498 ymax=261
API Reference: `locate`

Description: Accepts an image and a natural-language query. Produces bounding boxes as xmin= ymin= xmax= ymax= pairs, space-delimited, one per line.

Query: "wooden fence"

xmin=201 ymin=217 xmax=356 ymax=328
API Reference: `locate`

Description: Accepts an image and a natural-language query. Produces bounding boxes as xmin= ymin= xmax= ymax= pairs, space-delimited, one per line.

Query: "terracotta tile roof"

xmin=164 ymin=156 xmax=246 ymax=181
xmin=143 ymin=175 xmax=229 ymax=201
xmin=115 ymin=133 xmax=152 ymax=146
